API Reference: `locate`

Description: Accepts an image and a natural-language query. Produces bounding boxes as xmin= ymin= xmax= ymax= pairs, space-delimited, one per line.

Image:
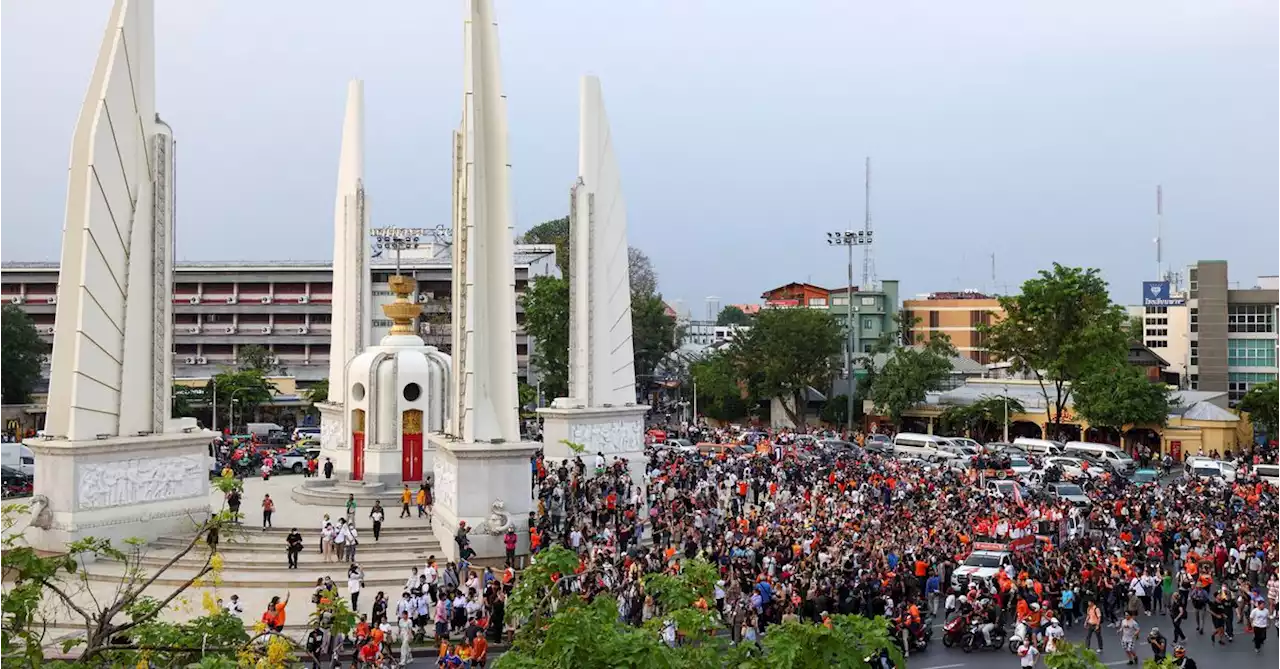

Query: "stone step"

xmin=255 ymin=524 xmax=431 ymax=536
xmin=154 ymin=532 xmax=439 ymax=552
xmin=132 ymin=551 xmax=435 ymax=572
xmin=84 ymin=561 xmax=416 ymax=589
xmin=290 ymin=484 xmax=405 ymax=507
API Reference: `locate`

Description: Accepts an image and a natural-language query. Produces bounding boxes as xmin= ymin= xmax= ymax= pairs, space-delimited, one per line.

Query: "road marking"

xmin=913 ymin=664 xmax=965 ymax=669
xmin=1104 ymin=662 xmax=1130 ymax=666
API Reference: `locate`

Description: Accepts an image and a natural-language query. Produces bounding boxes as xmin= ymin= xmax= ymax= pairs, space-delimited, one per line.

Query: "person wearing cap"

xmin=1147 ymin=625 xmax=1167 ymax=660
xmin=1249 ymin=596 xmax=1271 ymax=653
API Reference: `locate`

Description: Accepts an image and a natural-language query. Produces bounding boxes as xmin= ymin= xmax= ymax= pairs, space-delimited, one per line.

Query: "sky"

xmin=3 ymin=1 xmax=1277 ymax=313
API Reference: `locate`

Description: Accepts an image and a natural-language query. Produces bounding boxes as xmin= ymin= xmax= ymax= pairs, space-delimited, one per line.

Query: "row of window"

xmin=1228 ymin=304 xmax=1275 ymax=333
xmin=1145 ymin=328 xmax=1168 ymax=337
xmin=1228 ymin=339 xmax=1278 ymax=368
xmin=1228 ymin=371 xmax=1277 ymax=402
xmin=1145 ymin=317 xmax=1168 ymax=326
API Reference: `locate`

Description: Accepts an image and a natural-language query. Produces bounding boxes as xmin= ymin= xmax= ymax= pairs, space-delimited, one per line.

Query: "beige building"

xmin=1127 ymin=300 xmax=1190 ymax=383
xmin=903 ymin=292 xmax=1003 ymax=364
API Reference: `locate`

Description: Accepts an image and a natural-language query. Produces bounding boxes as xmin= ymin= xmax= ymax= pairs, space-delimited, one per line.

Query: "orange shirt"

xmin=472 ymin=636 xmax=488 ymax=661
xmin=402 ymin=489 xmax=412 ymax=503
xmin=274 ymin=601 xmax=286 ymax=627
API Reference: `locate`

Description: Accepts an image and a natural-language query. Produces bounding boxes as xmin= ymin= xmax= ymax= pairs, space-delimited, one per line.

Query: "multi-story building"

xmin=827 ymin=281 xmax=901 ymax=354
xmin=902 ymin=291 xmax=1002 ymax=364
xmin=760 ymin=282 xmax=830 ymax=309
xmin=1126 ymin=299 xmax=1190 ymax=383
xmin=1186 ymin=261 xmax=1278 ymax=403
xmin=1 ymin=240 xmax=558 ymax=395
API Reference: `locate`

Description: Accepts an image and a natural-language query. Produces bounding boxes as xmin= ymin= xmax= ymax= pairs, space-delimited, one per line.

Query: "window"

xmin=808 ymin=297 xmax=827 ymax=307
xmin=831 ymin=297 xmax=849 ymax=306
xmin=1190 ymin=342 xmax=1198 ymax=367
xmin=1189 ymin=374 xmax=1198 ymax=389
xmin=1145 ymin=328 xmax=1167 ymax=337
xmin=1228 ymin=304 xmax=1276 ymax=333
xmin=1228 ymin=339 xmax=1277 ymax=368
xmin=862 ymin=317 xmax=875 ymax=330
xmin=929 ymin=311 xmax=939 ymax=328
xmin=1228 ymin=372 xmax=1278 ymax=402
xmin=1145 ymin=306 xmax=1167 ymax=315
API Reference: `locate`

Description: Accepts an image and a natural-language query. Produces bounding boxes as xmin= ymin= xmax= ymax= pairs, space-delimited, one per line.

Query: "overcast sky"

xmin=3 ymin=1 xmax=1276 ymax=311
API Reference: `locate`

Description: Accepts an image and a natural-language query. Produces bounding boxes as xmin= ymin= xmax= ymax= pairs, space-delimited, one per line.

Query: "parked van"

xmin=245 ymin=422 xmax=284 ymax=438
xmin=1012 ymin=437 xmax=1066 ymax=457
xmin=892 ymin=433 xmax=956 ymax=460
xmin=1 ymin=443 xmax=35 ymax=476
xmin=1064 ymin=441 xmax=1135 ymax=475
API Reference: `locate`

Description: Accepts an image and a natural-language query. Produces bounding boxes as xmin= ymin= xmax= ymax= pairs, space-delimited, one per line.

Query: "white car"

xmin=952 ymin=544 xmax=1013 ymax=590
xmin=1041 ymin=456 xmax=1104 ymax=480
xmin=1184 ymin=457 xmax=1237 ymax=483
xmin=1252 ymin=463 xmax=1279 ymax=489
xmin=272 ymin=448 xmax=319 ymax=474
xmin=1008 ymin=455 xmax=1034 ymax=476
xmin=661 ymin=439 xmax=698 ymax=454
xmin=944 ymin=437 xmax=984 ymax=451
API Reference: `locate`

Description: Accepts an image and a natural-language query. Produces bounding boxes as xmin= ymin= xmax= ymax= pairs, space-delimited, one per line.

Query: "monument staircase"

xmin=290 ymin=477 xmax=410 ymax=507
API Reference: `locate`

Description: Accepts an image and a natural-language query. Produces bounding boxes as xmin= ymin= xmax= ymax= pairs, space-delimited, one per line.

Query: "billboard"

xmin=1142 ymin=281 xmax=1184 ymax=307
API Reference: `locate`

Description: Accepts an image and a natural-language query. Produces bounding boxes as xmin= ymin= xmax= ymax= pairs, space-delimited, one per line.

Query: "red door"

xmin=402 ymin=410 xmax=424 ymax=481
xmin=352 ymin=432 xmax=365 ymax=481
xmin=402 ymin=433 xmax=423 ymax=481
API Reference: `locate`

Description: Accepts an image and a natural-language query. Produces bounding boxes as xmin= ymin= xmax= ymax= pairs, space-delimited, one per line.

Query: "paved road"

xmin=900 ymin=612 xmax=1278 ymax=668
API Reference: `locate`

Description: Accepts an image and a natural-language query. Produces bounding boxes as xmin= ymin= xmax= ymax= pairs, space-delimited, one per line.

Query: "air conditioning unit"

xmin=301 ymin=359 xmax=311 ymax=366
xmin=226 ymin=296 xmax=237 ymax=304
xmin=260 ymin=326 xmax=272 ymax=334
xmin=10 ymin=296 xmax=23 ymax=304
xmin=189 ymin=296 xmax=201 ymax=304
xmin=260 ymin=296 xmax=272 ymax=304
xmin=184 ymin=356 xmax=196 ymax=365
xmin=298 ymin=326 xmax=309 ymax=335
xmin=298 ymin=296 xmax=309 ymax=304
xmin=45 ymin=296 xmax=56 ymax=304
xmin=196 ymin=356 xmax=208 ymax=365
xmin=189 ymin=325 xmax=201 ymax=334
xmin=227 ymin=325 xmax=237 ymax=334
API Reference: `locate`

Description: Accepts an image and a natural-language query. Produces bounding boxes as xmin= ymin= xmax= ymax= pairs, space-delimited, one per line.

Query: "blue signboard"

xmin=1142 ymin=281 xmax=1184 ymax=307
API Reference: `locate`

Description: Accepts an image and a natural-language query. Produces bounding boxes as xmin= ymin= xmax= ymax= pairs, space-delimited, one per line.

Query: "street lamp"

xmin=826 ymin=229 xmax=874 ymax=434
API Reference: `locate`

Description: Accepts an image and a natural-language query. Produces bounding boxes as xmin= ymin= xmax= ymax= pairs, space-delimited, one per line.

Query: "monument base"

xmin=428 ymin=434 xmax=539 ymax=562
xmin=23 ymin=430 xmax=216 ymax=552
xmin=537 ymin=404 xmax=649 ymax=493
xmin=316 ymin=401 xmax=349 ymax=480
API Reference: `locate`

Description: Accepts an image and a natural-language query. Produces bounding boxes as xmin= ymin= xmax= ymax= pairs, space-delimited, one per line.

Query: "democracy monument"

xmin=25 ymin=0 xmax=647 ymax=564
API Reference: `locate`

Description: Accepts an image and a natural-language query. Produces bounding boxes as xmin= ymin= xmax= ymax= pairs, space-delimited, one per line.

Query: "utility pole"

xmin=862 ymin=157 xmax=875 ymax=289
xmin=826 ymin=227 xmax=873 ymax=435
xmin=1155 ymin=185 xmax=1163 ymax=281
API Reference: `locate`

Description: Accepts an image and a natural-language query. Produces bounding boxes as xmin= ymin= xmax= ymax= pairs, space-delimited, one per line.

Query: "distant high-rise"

xmin=706 ymin=296 xmax=721 ymax=322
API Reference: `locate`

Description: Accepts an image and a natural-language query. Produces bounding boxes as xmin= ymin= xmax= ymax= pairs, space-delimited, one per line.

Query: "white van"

xmin=1064 ymin=441 xmax=1135 ymax=475
xmin=892 ymin=433 xmax=956 ymax=460
xmin=1 ymin=443 xmax=35 ymax=476
xmin=245 ymin=422 xmax=284 ymax=438
xmin=1013 ymin=437 xmax=1066 ymax=457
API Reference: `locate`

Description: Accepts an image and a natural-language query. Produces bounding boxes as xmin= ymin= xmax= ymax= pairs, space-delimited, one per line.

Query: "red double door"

xmin=402 ymin=409 xmax=424 ymax=482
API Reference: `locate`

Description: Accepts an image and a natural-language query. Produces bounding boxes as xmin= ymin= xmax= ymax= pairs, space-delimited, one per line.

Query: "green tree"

xmin=869 ymin=335 xmax=957 ymax=425
xmin=305 ymin=377 xmax=329 ymax=404
xmin=211 ymin=369 xmax=277 ymax=428
xmin=1126 ymin=315 xmax=1146 ymax=344
xmin=235 ymin=344 xmax=278 ymax=374
xmin=1 ymin=305 xmax=47 ymax=404
xmin=1073 ymin=364 xmax=1171 ymax=444
xmin=520 ymin=275 xmax=570 ymax=401
xmin=730 ymin=308 xmax=844 ymax=427
xmin=1239 ymin=380 xmax=1279 ymax=441
xmin=628 ymin=247 xmax=658 ymax=299
xmin=518 ymin=382 xmax=538 ymax=411
xmin=716 ymin=305 xmax=752 ymax=326
xmin=517 ymin=216 xmax=571 ymax=276
xmin=1043 ymin=641 xmax=1108 ymax=669
xmin=632 ymin=293 xmax=679 ymax=394
xmin=979 ymin=264 xmax=1129 ymax=428
xmin=171 ymin=383 xmax=203 ymax=419
xmin=938 ymin=394 xmax=1027 ymax=441
xmin=691 ymin=351 xmax=753 ymax=422
xmin=820 ymin=394 xmax=850 ymax=426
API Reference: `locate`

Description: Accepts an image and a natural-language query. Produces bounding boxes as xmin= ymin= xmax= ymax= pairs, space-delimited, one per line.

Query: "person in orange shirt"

xmin=265 ymin=592 xmax=288 ymax=632
xmin=401 ymin=485 xmax=413 ymax=518
xmin=471 ymin=634 xmax=489 ymax=668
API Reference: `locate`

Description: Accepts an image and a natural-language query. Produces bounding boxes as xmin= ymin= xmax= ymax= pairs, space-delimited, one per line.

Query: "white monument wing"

xmin=449 ymin=0 xmax=520 ymax=443
xmin=328 ymin=80 xmax=372 ymax=402
xmin=46 ymin=0 xmax=166 ymax=441
xmin=572 ymin=76 xmax=637 ymax=407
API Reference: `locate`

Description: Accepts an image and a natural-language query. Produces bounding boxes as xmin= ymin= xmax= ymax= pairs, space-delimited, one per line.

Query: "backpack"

xmin=1191 ymin=587 xmax=1209 ymax=605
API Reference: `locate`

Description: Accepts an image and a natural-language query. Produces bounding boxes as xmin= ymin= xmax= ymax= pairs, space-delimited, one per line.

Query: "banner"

xmin=1142 ymin=281 xmax=1184 ymax=306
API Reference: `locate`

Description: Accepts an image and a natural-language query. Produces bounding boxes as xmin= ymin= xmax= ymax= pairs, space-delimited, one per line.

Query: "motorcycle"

xmin=960 ymin=619 xmax=1007 ymax=653
xmin=940 ymin=615 xmax=969 ymax=648
xmin=888 ymin=617 xmax=932 ymax=654
xmin=1007 ymin=619 xmax=1030 ymax=654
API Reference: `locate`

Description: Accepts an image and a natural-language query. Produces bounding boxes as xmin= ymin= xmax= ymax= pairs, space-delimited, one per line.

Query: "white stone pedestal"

xmin=24 ymin=430 xmax=216 ymax=552
xmin=428 ymin=434 xmax=539 ymax=562
xmin=537 ymin=404 xmax=649 ymax=496
xmin=316 ymin=401 xmax=349 ymax=480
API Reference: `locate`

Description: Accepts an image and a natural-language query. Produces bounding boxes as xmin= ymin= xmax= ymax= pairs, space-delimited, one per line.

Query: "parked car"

xmin=273 ymin=448 xmax=320 ymax=474
xmin=1013 ymin=437 xmax=1066 ymax=457
xmin=986 ymin=442 xmax=1024 ymax=455
xmin=820 ymin=439 xmax=862 ymax=456
xmin=1 ymin=464 xmax=34 ymax=498
xmin=1129 ymin=468 xmax=1161 ymax=485
xmin=1183 ymin=457 xmax=1236 ymax=483
xmin=1007 ymin=455 xmax=1034 ymax=477
xmin=1252 ymin=463 xmax=1279 ymax=489
xmin=943 ymin=437 xmax=984 ymax=451
xmin=1040 ymin=455 xmax=1103 ymax=481
xmin=1063 ymin=441 xmax=1135 ymax=476
xmin=864 ymin=435 xmax=893 ymax=455
xmin=1044 ymin=481 xmax=1091 ymax=507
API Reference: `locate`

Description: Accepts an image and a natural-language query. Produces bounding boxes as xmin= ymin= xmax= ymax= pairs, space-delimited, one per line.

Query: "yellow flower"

xmin=211 ymin=553 xmax=225 ymax=571
xmin=202 ymin=591 xmax=219 ymax=616
xmin=252 ymin=620 xmax=268 ymax=635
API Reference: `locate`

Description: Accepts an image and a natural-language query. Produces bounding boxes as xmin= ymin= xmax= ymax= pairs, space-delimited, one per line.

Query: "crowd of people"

xmin=287 ymin=421 xmax=1277 ymax=668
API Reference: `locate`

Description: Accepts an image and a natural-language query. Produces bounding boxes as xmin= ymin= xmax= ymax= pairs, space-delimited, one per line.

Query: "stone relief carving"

xmin=477 ymin=499 xmax=514 ymax=535
xmin=320 ymin=414 xmax=346 ymax=451
xmin=568 ymin=419 xmax=644 ymax=455
xmin=77 ymin=456 xmax=205 ymax=510
xmin=433 ymin=458 xmax=457 ymax=511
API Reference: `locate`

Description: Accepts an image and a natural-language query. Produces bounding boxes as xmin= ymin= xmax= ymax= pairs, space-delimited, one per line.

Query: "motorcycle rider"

xmin=1171 ymin=644 xmax=1197 ymax=669
xmin=979 ymin=600 xmax=1000 ymax=648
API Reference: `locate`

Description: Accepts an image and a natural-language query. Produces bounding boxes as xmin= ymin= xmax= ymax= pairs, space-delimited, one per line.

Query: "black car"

xmin=1 ymin=465 xmax=33 ymax=499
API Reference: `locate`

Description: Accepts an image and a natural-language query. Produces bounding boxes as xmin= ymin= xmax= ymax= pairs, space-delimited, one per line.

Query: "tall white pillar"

xmin=432 ymin=0 xmax=538 ymax=561
xmin=27 ymin=0 xmax=215 ymax=551
xmin=318 ymin=80 xmax=372 ymax=480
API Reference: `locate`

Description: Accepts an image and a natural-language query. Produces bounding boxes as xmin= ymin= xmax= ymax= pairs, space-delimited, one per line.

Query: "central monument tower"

xmin=429 ymin=0 xmax=540 ymax=560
